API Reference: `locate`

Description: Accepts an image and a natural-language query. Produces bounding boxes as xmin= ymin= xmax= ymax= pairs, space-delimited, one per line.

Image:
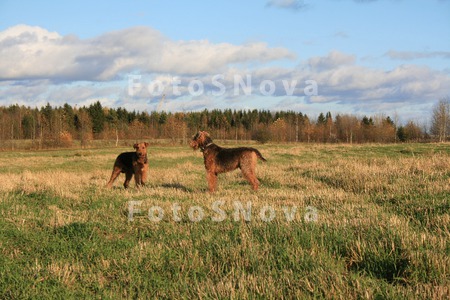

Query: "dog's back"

xmin=114 ymin=152 xmax=136 ymax=173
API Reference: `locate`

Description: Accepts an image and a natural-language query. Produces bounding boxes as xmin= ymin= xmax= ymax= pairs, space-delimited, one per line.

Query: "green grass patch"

xmin=0 ymin=143 xmax=448 ymax=298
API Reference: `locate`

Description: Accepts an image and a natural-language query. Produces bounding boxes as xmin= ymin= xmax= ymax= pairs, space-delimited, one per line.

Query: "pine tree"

xmin=317 ymin=113 xmax=326 ymax=125
xmin=87 ymin=101 xmax=105 ymax=135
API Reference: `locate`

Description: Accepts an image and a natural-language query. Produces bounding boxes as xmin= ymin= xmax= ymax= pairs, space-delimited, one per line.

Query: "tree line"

xmin=0 ymin=98 xmax=448 ymax=149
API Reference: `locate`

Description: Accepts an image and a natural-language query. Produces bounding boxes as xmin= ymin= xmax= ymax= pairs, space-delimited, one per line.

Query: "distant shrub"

xmin=59 ymin=131 xmax=73 ymax=148
xmin=252 ymin=128 xmax=271 ymax=144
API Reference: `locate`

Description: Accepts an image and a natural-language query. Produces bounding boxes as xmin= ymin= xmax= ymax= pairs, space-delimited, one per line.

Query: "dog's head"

xmin=189 ymin=131 xmax=212 ymax=151
xmin=133 ymin=142 xmax=149 ymax=159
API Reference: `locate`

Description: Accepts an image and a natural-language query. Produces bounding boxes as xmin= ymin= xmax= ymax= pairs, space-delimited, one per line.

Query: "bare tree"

xmin=335 ymin=114 xmax=359 ymax=144
xmin=431 ymin=97 xmax=450 ymax=142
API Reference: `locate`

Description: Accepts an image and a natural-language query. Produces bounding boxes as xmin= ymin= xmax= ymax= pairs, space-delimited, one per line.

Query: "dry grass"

xmin=0 ymin=143 xmax=449 ymax=299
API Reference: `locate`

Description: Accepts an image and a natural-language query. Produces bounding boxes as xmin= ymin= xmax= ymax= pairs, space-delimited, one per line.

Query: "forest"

xmin=0 ymin=99 xmax=447 ymax=149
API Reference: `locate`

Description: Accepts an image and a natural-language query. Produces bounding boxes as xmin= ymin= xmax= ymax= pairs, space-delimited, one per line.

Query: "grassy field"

xmin=0 ymin=143 xmax=449 ymax=299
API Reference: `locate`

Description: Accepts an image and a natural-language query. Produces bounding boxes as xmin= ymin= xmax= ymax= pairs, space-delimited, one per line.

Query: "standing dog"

xmin=107 ymin=142 xmax=149 ymax=188
xmin=189 ymin=131 xmax=266 ymax=192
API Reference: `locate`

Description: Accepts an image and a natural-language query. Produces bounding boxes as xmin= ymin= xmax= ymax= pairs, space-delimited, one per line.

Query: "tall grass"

xmin=0 ymin=143 xmax=448 ymax=299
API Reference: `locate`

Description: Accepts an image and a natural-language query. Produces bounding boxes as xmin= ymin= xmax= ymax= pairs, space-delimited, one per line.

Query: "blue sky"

xmin=0 ymin=0 xmax=449 ymax=124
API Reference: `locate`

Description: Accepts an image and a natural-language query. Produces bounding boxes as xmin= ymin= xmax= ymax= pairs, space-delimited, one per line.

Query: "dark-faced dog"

xmin=107 ymin=142 xmax=149 ymax=188
xmin=189 ymin=131 xmax=266 ymax=192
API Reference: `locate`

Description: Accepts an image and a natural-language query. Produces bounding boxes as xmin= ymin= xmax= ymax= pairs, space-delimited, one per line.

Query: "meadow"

xmin=0 ymin=142 xmax=449 ymax=299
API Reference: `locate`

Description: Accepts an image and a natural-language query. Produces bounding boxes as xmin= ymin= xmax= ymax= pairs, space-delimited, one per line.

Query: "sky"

xmin=0 ymin=0 xmax=449 ymax=124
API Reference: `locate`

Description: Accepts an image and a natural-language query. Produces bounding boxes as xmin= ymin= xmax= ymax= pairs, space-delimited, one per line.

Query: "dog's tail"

xmin=253 ymin=149 xmax=267 ymax=162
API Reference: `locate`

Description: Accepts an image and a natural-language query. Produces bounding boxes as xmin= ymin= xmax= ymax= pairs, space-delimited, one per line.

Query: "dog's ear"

xmin=144 ymin=142 xmax=149 ymax=147
xmin=133 ymin=143 xmax=139 ymax=149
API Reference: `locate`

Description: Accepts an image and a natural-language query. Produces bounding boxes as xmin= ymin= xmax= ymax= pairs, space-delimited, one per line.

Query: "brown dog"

xmin=190 ymin=131 xmax=266 ymax=192
xmin=107 ymin=142 xmax=149 ymax=188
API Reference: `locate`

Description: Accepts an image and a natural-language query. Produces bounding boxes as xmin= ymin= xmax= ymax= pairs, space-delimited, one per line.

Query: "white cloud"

xmin=0 ymin=25 xmax=295 ymax=81
xmin=1 ymin=25 xmax=449 ymax=120
xmin=0 ymin=79 xmax=50 ymax=104
xmin=307 ymin=50 xmax=356 ymax=71
xmin=158 ymin=39 xmax=295 ymax=75
xmin=300 ymin=59 xmax=450 ymax=108
xmin=385 ymin=50 xmax=450 ymax=60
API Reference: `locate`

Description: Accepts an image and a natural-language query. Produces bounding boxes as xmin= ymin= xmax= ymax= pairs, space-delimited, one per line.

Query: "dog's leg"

xmin=106 ymin=166 xmax=122 ymax=188
xmin=134 ymin=171 xmax=143 ymax=188
xmin=241 ymin=156 xmax=259 ymax=191
xmin=141 ymin=164 xmax=148 ymax=186
xmin=124 ymin=171 xmax=133 ymax=189
xmin=241 ymin=168 xmax=259 ymax=191
xmin=206 ymin=172 xmax=217 ymax=193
